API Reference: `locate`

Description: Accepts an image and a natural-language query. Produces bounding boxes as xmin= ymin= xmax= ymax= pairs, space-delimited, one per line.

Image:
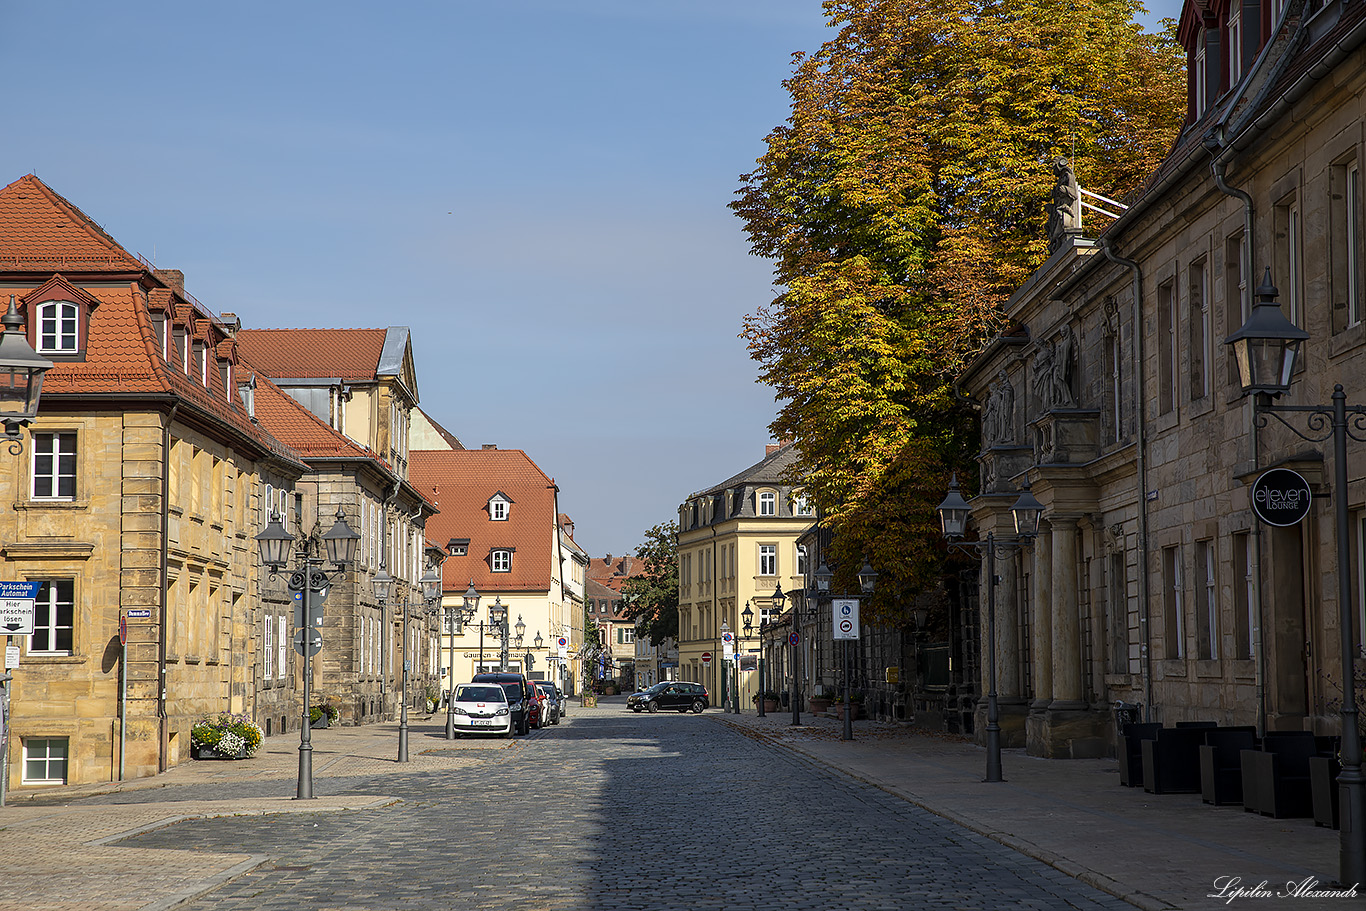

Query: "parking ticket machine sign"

xmin=833 ymin=599 xmax=860 ymax=640
xmin=0 ymin=581 xmax=41 ymax=635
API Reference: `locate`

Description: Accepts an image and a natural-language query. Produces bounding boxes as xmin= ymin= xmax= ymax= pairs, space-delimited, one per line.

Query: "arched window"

xmin=36 ymin=301 xmax=79 ymax=354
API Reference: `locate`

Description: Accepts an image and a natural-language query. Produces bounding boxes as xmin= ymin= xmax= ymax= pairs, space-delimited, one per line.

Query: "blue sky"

xmin=2 ymin=0 xmax=1183 ymax=557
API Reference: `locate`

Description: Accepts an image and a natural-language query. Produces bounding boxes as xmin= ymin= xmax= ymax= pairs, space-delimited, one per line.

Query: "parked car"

xmin=536 ymin=682 xmax=563 ymax=724
xmin=526 ymin=682 xmax=546 ymax=729
xmin=450 ymin=683 xmax=513 ymax=738
xmin=626 ymin=681 xmax=709 ymax=714
xmin=471 ymin=672 xmax=537 ymax=735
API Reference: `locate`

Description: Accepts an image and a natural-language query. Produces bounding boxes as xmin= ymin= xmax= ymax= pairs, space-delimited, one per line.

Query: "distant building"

xmin=676 ymin=442 xmax=813 ymax=707
xmin=410 ymin=447 xmax=577 ymax=694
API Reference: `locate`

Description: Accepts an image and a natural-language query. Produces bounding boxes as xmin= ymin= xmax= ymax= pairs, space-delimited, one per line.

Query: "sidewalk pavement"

xmin=0 ymin=701 xmax=1351 ymax=911
xmin=711 ymin=707 xmax=1351 ymax=911
xmin=0 ymin=716 xmax=488 ymax=911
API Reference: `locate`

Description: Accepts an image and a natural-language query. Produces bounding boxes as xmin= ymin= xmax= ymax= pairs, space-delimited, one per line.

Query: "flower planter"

xmin=831 ymin=702 xmax=864 ymax=720
xmin=762 ymin=699 xmax=780 ymax=713
xmin=809 ymin=697 xmax=832 ymax=714
xmin=310 ymin=714 xmax=330 ymax=729
xmin=192 ymin=744 xmax=248 ymax=761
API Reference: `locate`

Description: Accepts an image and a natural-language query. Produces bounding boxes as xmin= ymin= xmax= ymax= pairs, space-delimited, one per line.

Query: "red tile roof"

xmin=235 ymin=328 xmax=387 ymax=382
xmin=0 ymin=175 xmax=304 ymax=469
xmin=250 ymin=374 xmax=435 ymax=510
xmin=410 ymin=448 xmax=557 ymax=596
xmin=0 ymin=175 xmax=144 ymax=273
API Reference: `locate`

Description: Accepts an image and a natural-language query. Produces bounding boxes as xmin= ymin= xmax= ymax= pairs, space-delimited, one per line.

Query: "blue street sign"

xmin=0 ymin=582 xmax=40 ymax=599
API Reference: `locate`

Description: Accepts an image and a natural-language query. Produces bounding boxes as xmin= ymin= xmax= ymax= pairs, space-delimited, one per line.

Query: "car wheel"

xmin=691 ymin=699 xmax=705 ymax=714
xmin=647 ymin=700 xmax=659 ymax=714
xmin=503 ymin=726 xmax=514 ymax=739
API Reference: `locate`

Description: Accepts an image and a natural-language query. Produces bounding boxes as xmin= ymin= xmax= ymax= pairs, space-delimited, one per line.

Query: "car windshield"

xmin=500 ymin=683 xmax=524 ymax=702
xmin=537 ymin=686 xmax=554 ymax=697
xmin=645 ymin=683 xmax=669 ymax=693
xmin=456 ymin=685 xmax=505 ymax=703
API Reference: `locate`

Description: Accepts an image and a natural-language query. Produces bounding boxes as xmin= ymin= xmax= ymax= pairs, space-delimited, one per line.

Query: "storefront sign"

xmin=1250 ymin=468 xmax=1313 ymax=527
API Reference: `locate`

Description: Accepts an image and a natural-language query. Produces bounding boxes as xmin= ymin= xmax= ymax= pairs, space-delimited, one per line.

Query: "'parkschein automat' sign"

xmin=1250 ymin=468 xmax=1313 ymax=527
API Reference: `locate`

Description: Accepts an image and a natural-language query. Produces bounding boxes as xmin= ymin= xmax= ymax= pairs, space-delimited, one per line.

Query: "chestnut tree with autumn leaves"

xmin=732 ymin=0 xmax=1184 ymax=623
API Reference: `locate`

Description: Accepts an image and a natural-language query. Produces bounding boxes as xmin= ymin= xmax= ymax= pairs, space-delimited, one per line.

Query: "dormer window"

xmin=491 ymin=549 xmax=512 ymax=572
xmin=193 ymin=341 xmax=208 ymax=386
xmin=36 ymin=302 xmax=78 ymax=355
xmin=758 ymin=490 xmax=777 ymax=516
xmin=173 ymin=327 xmax=189 ymax=373
xmin=218 ymin=359 xmax=232 ymax=400
xmin=151 ymin=312 xmax=169 ymax=359
xmin=792 ymin=492 xmax=814 ymax=516
xmin=488 ymin=493 xmax=513 ymax=521
xmin=1194 ymin=38 xmax=1208 ymax=116
xmin=1227 ymin=4 xmax=1242 ymax=85
xmin=448 ymin=538 xmax=469 ymax=557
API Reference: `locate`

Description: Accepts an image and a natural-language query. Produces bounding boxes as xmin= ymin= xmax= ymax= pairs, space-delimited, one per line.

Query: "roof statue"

xmin=1045 ymin=158 xmax=1083 ymax=254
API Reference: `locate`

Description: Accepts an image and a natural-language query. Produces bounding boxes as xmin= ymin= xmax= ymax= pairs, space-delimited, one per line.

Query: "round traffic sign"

xmin=293 ymin=628 xmax=322 ymax=657
xmin=557 ymin=636 xmax=568 ymax=648
xmin=119 ymin=615 xmax=127 ymax=646
xmin=701 ymin=651 xmax=713 ymax=664
xmin=788 ymin=631 xmax=799 ymax=646
xmin=839 ymin=619 xmax=854 ymax=635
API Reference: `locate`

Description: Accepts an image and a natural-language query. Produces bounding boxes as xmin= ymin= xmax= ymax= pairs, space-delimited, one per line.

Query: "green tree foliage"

xmin=621 ymin=522 xmax=680 ymax=646
xmin=733 ymin=0 xmax=1184 ymax=622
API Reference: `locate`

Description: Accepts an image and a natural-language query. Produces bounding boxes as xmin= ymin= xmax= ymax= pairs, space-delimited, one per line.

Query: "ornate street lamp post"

xmin=742 ymin=601 xmax=763 ymax=717
xmin=1225 ymin=271 xmax=1365 ymax=886
xmin=372 ymin=564 xmax=444 ymax=762
xmin=256 ymin=508 xmax=360 ymax=799
xmin=489 ymin=598 xmax=509 ymax=672
xmin=0 ymin=296 xmax=53 ymax=453
xmin=937 ymin=474 xmax=1041 ymax=781
xmin=446 ymin=580 xmax=480 ymax=739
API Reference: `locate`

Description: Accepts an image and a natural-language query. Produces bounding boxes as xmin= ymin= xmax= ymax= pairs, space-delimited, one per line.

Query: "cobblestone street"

xmin=107 ymin=707 xmax=1127 ymax=911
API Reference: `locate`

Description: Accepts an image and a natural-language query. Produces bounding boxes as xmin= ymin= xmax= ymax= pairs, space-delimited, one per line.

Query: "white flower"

xmin=216 ymin=731 xmax=245 ymax=757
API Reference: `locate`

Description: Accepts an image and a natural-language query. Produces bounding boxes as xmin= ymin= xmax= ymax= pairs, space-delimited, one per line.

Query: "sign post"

xmin=833 ymin=598 xmax=861 ymax=741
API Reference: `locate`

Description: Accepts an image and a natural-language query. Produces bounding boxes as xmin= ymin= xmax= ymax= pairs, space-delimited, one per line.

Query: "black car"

xmin=626 ymin=681 xmax=709 ymax=714
xmin=471 ymin=672 xmax=537 ymax=735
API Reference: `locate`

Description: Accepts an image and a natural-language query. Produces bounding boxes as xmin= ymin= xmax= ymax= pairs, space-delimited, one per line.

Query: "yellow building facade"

xmin=676 ymin=443 xmax=813 ymax=707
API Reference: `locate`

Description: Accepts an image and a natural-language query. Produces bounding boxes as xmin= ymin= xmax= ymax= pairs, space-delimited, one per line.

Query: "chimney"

xmin=766 ymin=443 xmax=780 ymax=456
xmin=482 ymin=444 xmax=497 ymax=450
xmin=219 ymin=312 xmax=241 ymax=337
xmin=154 ymin=269 xmax=185 ymax=297
xmin=605 ymin=554 xmax=612 ymax=567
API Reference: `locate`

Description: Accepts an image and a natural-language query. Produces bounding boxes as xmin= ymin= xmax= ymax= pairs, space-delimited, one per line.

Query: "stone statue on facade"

xmin=1032 ymin=328 xmax=1077 ymax=410
xmin=1045 ymin=158 xmax=1082 ymax=254
xmin=981 ymin=370 xmax=1015 ymax=445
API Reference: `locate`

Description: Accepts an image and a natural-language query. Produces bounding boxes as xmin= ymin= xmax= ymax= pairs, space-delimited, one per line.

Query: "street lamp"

xmin=0 ymin=296 xmax=53 ymax=453
xmin=447 ymin=580 xmax=480 ymax=739
xmin=372 ymin=564 xmax=444 ymax=762
xmin=1224 ymin=272 xmax=1365 ymax=885
xmin=742 ymin=601 xmax=763 ymax=718
xmin=488 ymin=598 xmax=509 ymax=671
xmin=256 ymin=507 xmax=360 ymax=799
xmin=937 ymin=473 xmax=1041 ymax=782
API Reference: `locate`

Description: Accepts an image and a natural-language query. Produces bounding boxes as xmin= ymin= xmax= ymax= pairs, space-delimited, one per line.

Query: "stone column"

xmin=996 ymin=549 xmax=1020 ymax=701
xmin=1050 ymin=516 xmax=1084 ymax=708
xmin=1030 ymin=525 xmax=1053 ymax=710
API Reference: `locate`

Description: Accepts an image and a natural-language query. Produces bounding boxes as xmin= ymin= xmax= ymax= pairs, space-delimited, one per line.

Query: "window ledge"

xmin=22 ymin=653 xmax=81 ymax=663
xmin=1330 ymin=322 xmax=1366 ymax=359
xmin=14 ymin=499 xmax=91 ymax=510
